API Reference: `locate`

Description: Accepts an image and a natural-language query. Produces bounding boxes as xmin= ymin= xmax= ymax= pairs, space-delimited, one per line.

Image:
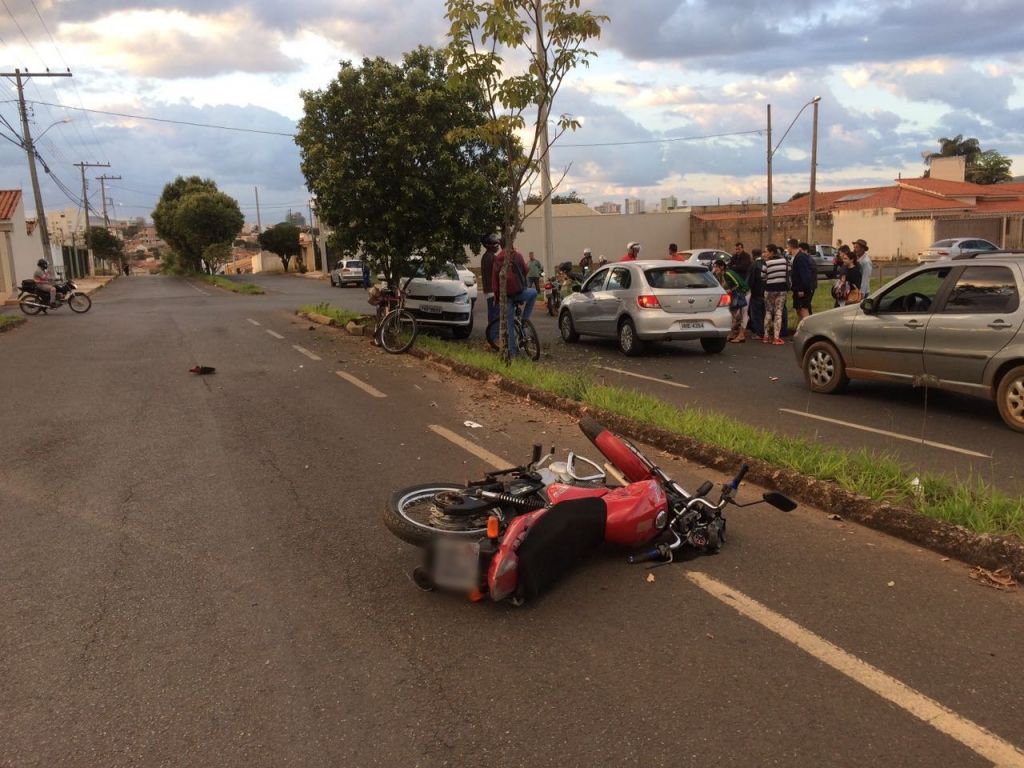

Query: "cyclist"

xmin=491 ymin=241 xmax=537 ymax=357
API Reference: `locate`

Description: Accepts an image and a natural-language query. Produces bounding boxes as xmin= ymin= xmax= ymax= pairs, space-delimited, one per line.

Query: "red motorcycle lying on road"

xmin=384 ymin=418 xmax=796 ymax=604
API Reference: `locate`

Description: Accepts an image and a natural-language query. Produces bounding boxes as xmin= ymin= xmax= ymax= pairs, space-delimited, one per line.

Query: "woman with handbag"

xmin=831 ymin=249 xmax=863 ymax=306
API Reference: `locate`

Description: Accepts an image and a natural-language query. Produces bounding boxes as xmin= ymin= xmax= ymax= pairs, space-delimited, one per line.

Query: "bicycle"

xmin=372 ymin=278 xmax=419 ymax=354
xmin=485 ymin=300 xmax=540 ymax=361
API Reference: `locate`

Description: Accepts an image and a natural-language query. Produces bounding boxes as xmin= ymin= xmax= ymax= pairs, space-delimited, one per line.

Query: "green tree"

xmin=87 ymin=226 xmax=124 ymax=267
xmin=295 ymin=46 xmax=502 ymax=287
xmin=202 ymin=242 xmax=233 ymax=274
xmin=152 ymin=176 xmax=244 ymax=272
xmin=258 ymin=222 xmax=301 ymax=272
xmin=446 ymin=0 xmax=607 ymax=358
xmin=284 ymin=210 xmax=306 ymax=227
xmin=930 ymin=134 xmax=982 ymax=166
xmin=526 ymin=189 xmax=586 ymax=205
xmin=967 ymin=149 xmax=1013 ymax=185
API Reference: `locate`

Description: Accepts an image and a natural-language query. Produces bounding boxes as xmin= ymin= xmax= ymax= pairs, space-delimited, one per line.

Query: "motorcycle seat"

xmin=516 ymin=497 xmax=607 ymax=600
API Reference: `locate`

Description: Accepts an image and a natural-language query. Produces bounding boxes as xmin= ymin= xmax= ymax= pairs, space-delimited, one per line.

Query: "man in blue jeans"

xmin=491 ymin=242 xmax=537 ymax=356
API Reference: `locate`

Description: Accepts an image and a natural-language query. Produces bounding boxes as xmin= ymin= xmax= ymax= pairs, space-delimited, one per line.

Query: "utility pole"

xmin=807 ymin=98 xmax=820 ymax=246
xmin=254 ymin=186 xmax=263 ymax=233
xmin=2 ymin=68 xmax=73 ymax=265
xmin=766 ymin=104 xmax=773 ymax=247
xmin=75 ymin=161 xmax=111 ymax=276
xmin=97 ymin=174 xmax=121 ymax=226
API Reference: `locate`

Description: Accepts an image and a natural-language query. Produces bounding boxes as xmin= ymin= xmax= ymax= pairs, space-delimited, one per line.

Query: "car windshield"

xmin=411 ymin=262 xmax=458 ymax=280
xmin=644 ymin=267 xmax=719 ymax=289
xmin=345 ymin=260 xmax=362 ymax=269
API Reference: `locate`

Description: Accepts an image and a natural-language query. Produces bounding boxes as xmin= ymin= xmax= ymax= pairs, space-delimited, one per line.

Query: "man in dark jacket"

xmin=747 ymin=248 xmax=766 ymax=339
xmin=787 ymin=238 xmax=815 ymax=321
xmin=729 ymin=242 xmax=752 ymax=278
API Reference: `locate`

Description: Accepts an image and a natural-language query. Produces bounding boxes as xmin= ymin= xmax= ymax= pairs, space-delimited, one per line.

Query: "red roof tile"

xmin=838 ymin=187 xmax=967 ymax=212
xmin=774 ymin=186 xmax=887 ymax=215
xmin=0 ymin=189 xmax=22 ymax=221
xmin=896 ymin=177 xmax=1013 ymax=198
xmin=974 ymin=199 xmax=1024 ymax=214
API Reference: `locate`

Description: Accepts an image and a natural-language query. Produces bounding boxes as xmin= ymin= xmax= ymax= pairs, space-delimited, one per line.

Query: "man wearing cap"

xmin=853 ymin=239 xmax=872 ymax=297
xmin=622 ymin=242 xmax=640 ymax=261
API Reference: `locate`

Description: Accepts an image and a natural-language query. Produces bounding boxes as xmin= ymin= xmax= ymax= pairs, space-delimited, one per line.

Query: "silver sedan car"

xmin=558 ymin=260 xmax=732 ymax=356
xmin=794 ymin=255 xmax=1024 ymax=431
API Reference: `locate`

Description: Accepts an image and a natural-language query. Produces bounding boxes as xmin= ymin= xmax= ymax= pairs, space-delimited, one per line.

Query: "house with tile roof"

xmin=0 ymin=189 xmax=45 ymax=300
xmin=690 ymin=158 xmax=1024 ymax=260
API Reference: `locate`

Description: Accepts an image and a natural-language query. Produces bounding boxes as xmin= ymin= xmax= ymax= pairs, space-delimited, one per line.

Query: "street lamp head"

xmin=811 ymin=96 xmax=821 ymax=104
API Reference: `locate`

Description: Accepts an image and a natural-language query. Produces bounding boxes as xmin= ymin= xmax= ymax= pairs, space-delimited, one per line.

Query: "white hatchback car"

xmin=919 ymin=238 xmax=1000 ymax=262
xmin=403 ymin=262 xmax=474 ymax=339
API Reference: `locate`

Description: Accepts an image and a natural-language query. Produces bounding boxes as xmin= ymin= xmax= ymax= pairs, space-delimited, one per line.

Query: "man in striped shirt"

xmin=761 ymin=243 xmax=790 ymax=345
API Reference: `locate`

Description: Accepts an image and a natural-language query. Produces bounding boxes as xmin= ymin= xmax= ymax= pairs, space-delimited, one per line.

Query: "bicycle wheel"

xmin=379 ymin=309 xmax=418 ymax=354
xmin=520 ymin=319 xmax=540 ymax=361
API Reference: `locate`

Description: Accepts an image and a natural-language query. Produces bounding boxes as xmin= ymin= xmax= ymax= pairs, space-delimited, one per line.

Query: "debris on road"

xmin=645 ymin=573 xmax=656 ymax=583
xmin=828 ymin=513 xmax=843 ymax=521
xmin=887 ymin=581 xmax=896 ymax=588
xmin=189 ymin=365 xmax=215 ymax=375
xmin=464 ymin=420 xmax=483 ymax=429
xmin=968 ymin=566 xmax=1017 ymax=590
xmin=769 ymin=376 xmax=779 ymax=381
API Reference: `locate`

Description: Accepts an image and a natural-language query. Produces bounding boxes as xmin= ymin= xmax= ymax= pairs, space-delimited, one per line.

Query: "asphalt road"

xmin=2 ymin=274 xmax=1023 ymax=767
xmin=243 ymin=272 xmax=1023 ymax=494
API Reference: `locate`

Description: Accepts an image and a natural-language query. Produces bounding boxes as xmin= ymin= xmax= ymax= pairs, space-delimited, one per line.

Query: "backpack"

xmin=725 ymin=269 xmax=749 ymax=295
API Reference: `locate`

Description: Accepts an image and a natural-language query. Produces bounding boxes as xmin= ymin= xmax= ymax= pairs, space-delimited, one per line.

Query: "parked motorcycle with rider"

xmin=18 ymin=278 xmax=92 ymax=315
xmin=384 ymin=417 xmax=795 ymax=604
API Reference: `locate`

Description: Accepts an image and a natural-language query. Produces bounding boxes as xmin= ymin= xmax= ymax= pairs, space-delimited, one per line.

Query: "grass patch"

xmin=417 ymin=334 xmax=1024 ymax=539
xmin=299 ymin=302 xmax=365 ymax=327
xmin=0 ymin=313 xmax=27 ymax=332
xmin=196 ymin=274 xmax=264 ymax=294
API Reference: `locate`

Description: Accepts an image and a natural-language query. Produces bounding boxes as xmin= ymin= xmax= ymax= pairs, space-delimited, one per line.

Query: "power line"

xmin=560 ymin=128 xmax=765 ymax=148
xmin=26 ymin=100 xmax=297 ymax=137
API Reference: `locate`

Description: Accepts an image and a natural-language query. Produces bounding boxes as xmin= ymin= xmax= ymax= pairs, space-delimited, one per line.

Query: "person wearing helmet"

xmin=579 ymin=248 xmax=593 ymax=276
xmin=32 ymin=258 xmax=57 ymax=307
xmin=622 ymin=242 xmax=640 ymax=262
xmin=480 ymin=234 xmax=501 ymax=343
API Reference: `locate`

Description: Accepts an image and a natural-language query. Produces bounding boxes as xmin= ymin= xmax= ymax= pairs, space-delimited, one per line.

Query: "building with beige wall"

xmin=0 ymin=190 xmax=44 ymax=298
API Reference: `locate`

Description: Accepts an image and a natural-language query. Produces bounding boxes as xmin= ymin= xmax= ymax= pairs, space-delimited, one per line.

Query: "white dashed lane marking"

xmin=427 ymin=424 xmax=508 ymax=470
xmin=687 ymin=572 xmax=1024 ymax=767
xmin=779 ymin=408 xmax=990 ymax=458
xmin=265 ymin=330 xmax=284 ymax=340
xmin=595 ymin=365 xmax=691 ymax=389
xmin=292 ymin=344 xmax=321 ymax=361
xmin=335 ymin=371 xmax=386 ymax=398
xmin=247 ymin=318 xmax=261 ymax=326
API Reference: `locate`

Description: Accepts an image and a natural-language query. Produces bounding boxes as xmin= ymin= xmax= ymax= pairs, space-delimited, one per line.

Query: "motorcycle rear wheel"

xmin=384 ymin=483 xmax=490 ymax=547
xmin=68 ymin=293 xmax=91 ymax=313
xmin=18 ymin=297 xmax=42 ymax=315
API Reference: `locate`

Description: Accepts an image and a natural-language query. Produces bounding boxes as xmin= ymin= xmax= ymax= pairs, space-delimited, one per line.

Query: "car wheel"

xmin=617 ymin=318 xmax=644 ymax=356
xmin=700 ymin=337 xmax=727 ymax=354
xmin=803 ymin=340 xmax=849 ymax=394
xmin=559 ymin=310 xmax=579 ymax=343
xmin=330 ymin=275 xmax=338 ymax=287
xmin=996 ymin=365 xmax=1024 ymax=433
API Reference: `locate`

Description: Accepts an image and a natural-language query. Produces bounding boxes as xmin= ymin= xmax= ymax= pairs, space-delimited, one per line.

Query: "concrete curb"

xmin=296 ymin=310 xmax=371 ymax=336
xmin=411 ymin=347 xmax=1024 ymax=581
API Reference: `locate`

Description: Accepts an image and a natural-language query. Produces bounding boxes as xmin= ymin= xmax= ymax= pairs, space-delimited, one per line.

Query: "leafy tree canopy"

xmin=152 ymin=176 xmax=244 ymax=272
xmin=925 ymin=135 xmax=1013 ymax=185
xmin=87 ymin=226 xmax=124 ymax=263
xmin=295 ymin=46 xmax=502 ymax=287
xmin=258 ymin=223 xmax=302 ymax=272
xmin=525 ymin=189 xmax=586 ymax=205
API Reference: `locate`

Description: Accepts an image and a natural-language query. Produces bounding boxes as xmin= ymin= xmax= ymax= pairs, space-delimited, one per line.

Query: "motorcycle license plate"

xmin=678 ymin=320 xmax=704 ymax=329
xmin=420 ymin=304 xmax=443 ymax=314
xmin=432 ymin=539 xmax=480 ymax=591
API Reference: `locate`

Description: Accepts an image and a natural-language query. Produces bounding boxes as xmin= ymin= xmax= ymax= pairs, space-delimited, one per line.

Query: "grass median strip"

xmin=196 ymin=275 xmax=264 ymax=294
xmin=416 ymin=334 xmax=1024 ymax=540
xmin=0 ymin=313 xmax=26 ymax=332
xmin=299 ymin=302 xmax=365 ymax=327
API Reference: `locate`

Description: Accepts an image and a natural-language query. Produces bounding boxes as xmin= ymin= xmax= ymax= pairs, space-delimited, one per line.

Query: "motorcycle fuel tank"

xmin=546 ymin=480 xmax=666 ymax=546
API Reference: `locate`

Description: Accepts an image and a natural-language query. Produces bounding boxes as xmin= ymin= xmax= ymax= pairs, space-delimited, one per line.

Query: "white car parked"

xmin=403 ymin=262 xmax=474 ymax=339
xmin=919 ymin=238 xmax=1000 ymax=262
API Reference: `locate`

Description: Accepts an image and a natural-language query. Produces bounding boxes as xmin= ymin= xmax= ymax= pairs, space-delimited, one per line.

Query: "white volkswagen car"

xmin=403 ymin=262 xmax=474 ymax=339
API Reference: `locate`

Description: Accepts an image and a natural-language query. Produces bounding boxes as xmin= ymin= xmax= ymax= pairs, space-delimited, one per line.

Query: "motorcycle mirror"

xmin=531 ymin=443 xmax=542 ymax=465
xmin=763 ymin=492 xmax=797 ymax=512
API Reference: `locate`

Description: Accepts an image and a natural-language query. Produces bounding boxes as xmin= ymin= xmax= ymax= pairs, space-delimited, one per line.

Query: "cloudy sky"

xmin=2 ymin=0 xmax=1023 ymax=225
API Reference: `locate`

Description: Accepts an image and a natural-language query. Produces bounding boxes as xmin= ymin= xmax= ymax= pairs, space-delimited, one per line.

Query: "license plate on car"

xmin=421 ymin=304 xmax=443 ymax=314
xmin=432 ymin=539 xmax=480 ymax=591
xmin=678 ymin=320 xmax=704 ymax=329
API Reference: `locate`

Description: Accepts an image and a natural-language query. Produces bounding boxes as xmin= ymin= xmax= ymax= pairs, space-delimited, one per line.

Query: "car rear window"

xmin=931 ymin=239 xmax=956 ymax=248
xmin=345 ymin=260 xmax=363 ymax=269
xmin=644 ymin=267 xmax=719 ymax=289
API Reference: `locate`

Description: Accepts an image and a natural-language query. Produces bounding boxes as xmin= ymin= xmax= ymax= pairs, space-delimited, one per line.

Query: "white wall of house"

xmin=0 ymin=225 xmax=14 ymax=297
xmin=489 ymin=211 xmax=691 ymax=273
xmin=9 ymin=198 xmax=44 ymax=283
xmin=832 ymin=209 xmax=934 ymax=261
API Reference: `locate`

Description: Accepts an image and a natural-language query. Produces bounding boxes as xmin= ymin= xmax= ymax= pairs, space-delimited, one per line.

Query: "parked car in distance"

xmin=558 ymin=260 xmax=732 ymax=356
xmin=403 ymin=261 xmax=474 ymax=339
xmin=809 ymin=244 xmax=837 ymax=277
xmin=674 ymin=248 xmax=733 ymax=270
xmin=793 ymin=254 xmax=1024 ymax=431
xmin=330 ymin=259 xmax=364 ymax=287
xmin=918 ymin=238 xmax=999 ymax=262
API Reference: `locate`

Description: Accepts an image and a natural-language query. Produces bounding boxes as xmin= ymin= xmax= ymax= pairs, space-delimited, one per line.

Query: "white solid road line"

xmin=779 ymin=408 xmax=991 ymax=459
xmin=292 ymin=344 xmax=321 ymax=361
xmin=428 ymin=424 xmax=509 ymax=470
xmin=335 ymin=370 xmax=386 ymax=398
xmin=687 ymin=572 xmax=1024 ymax=767
xmin=247 ymin=318 xmax=261 ymax=326
xmin=596 ymin=365 xmax=691 ymax=389
xmin=186 ymin=282 xmax=208 ymax=295
xmin=265 ymin=329 xmax=284 ymax=340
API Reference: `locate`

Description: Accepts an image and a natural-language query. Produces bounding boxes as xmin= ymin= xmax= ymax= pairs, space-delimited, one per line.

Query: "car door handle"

xmin=988 ymin=320 xmax=1013 ymax=329
xmin=904 ymin=320 xmax=925 ymax=329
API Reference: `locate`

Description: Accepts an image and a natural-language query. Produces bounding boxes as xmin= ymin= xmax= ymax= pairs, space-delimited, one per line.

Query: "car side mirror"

xmin=861 ymin=297 xmax=877 ymax=313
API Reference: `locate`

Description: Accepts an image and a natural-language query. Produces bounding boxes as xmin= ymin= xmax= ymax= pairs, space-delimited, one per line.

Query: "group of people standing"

xmin=710 ymin=238 xmax=873 ymax=345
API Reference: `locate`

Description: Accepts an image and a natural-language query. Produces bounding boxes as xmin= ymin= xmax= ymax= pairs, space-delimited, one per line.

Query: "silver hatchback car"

xmin=558 ymin=260 xmax=732 ymax=356
xmin=794 ymin=255 xmax=1024 ymax=431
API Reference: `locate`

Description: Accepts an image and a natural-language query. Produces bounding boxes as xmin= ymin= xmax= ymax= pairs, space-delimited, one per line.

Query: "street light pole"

xmin=766 ymin=97 xmax=820 ymax=248
xmin=766 ymin=104 xmax=773 ymax=246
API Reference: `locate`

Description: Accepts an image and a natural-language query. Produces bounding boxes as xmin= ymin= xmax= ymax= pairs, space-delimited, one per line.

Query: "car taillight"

xmin=938 ymin=250 xmax=949 ymax=256
xmin=718 ymin=293 xmax=731 ymax=307
xmin=636 ymin=295 xmax=661 ymax=309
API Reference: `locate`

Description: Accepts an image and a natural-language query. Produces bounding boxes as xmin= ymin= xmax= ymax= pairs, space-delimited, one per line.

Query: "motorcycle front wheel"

xmin=68 ymin=293 xmax=91 ymax=313
xmin=384 ymin=483 xmax=490 ymax=547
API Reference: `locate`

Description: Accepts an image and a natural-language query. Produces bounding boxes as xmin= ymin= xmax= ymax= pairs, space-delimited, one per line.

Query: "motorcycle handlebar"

xmin=729 ymin=464 xmax=750 ymax=490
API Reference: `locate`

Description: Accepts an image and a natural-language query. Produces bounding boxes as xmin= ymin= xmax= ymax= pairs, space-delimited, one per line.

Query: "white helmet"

xmin=583 ymin=248 xmax=592 ymax=255
xmin=627 ymin=242 xmax=640 ymax=250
